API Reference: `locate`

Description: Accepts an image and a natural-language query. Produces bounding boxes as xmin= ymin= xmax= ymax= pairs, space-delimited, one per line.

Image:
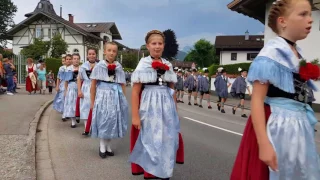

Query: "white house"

xmin=227 ymin=0 xmax=320 ymax=108
xmin=6 ymin=0 xmax=123 ymax=61
xmin=228 ymin=0 xmax=320 ymax=61
xmin=215 ymin=32 xmax=264 ymax=65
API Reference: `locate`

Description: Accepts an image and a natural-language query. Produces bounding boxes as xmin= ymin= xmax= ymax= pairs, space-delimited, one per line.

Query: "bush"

xmin=208 ymin=63 xmax=252 ymax=77
xmin=123 ymin=67 xmax=134 ymax=72
xmin=45 ymin=58 xmax=62 ymax=79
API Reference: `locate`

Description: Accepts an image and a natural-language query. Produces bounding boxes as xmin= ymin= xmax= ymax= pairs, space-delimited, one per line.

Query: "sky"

xmin=11 ymin=0 xmax=264 ymax=51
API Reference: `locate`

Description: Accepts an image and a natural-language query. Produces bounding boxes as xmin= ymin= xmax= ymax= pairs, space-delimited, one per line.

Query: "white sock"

xmin=84 ymin=120 xmax=87 ymax=129
xmin=106 ymin=139 xmax=112 ymax=152
xmin=100 ymin=139 xmax=106 ymax=152
xmin=71 ymin=118 xmax=76 ymax=126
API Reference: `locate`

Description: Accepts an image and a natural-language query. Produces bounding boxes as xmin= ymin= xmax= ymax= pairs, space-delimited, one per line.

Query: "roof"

xmin=227 ymin=0 xmax=319 ymax=23
xmin=6 ymin=12 xmax=102 ymax=41
xmin=215 ymin=35 xmax=264 ymax=49
xmin=25 ymin=0 xmax=57 ymax=17
xmin=171 ymin=60 xmax=195 ymax=68
xmin=227 ymin=0 xmax=267 ymax=23
xmin=76 ymin=23 xmax=122 ymax=40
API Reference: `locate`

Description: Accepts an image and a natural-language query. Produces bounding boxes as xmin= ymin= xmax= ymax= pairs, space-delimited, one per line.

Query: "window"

xmin=36 ymin=28 xmax=42 ymax=38
xmin=52 ymin=29 xmax=57 ymax=36
xmin=231 ymin=53 xmax=237 ymax=61
xmin=247 ymin=53 xmax=258 ymax=61
xmin=48 ymin=29 xmax=51 ymax=38
xmin=38 ymin=3 xmax=42 ymax=9
xmin=73 ymin=49 xmax=79 ymax=54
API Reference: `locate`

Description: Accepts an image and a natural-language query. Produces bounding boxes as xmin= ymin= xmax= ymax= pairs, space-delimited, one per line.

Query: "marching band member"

xmin=198 ymin=68 xmax=212 ymax=109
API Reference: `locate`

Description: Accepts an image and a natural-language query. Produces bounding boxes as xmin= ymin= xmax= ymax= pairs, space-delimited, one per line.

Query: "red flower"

xmin=108 ymin=64 xmax=116 ymax=71
xmin=151 ymin=61 xmax=169 ymax=71
xmin=299 ymin=59 xmax=320 ymax=81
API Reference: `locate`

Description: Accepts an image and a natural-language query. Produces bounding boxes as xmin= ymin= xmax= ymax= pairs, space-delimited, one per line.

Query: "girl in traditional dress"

xmin=230 ymin=0 xmax=320 ymax=179
xmin=129 ymin=30 xmax=181 ymax=180
xmin=214 ymin=69 xmax=231 ymax=113
xmin=78 ymin=48 xmax=99 ymax=136
xmin=63 ymin=54 xmax=80 ymax=128
xmin=90 ymin=42 xmax=128 ymax=158
xmin=230 ymin=68 xmax=251 ymax=118
xmin=25 ymin=58 xmax=37 ymax=95
xmin=198 ymin=69 xmax=212 ymax=109
xmin=175 ymin=69 xmax=184 ymax=103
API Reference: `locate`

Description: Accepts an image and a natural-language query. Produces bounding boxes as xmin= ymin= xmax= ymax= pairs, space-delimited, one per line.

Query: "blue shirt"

xmin=4 ymin=63 xmax=14 ymax=76
xmin=37 ymin=69 xmax=46 ymax=81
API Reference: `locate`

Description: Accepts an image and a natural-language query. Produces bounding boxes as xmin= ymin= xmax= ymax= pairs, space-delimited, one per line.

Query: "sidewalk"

xmin=0 ymin=87 xmax=53 ymax=180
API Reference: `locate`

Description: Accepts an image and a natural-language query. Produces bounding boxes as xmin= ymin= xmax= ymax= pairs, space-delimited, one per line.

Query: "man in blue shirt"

xmin=3 ymin=58 xmax=15 ymax=95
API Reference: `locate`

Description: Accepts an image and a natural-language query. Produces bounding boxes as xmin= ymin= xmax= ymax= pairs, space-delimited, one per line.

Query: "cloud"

xmin=115 ymin=0 xmax=169 ymax=10
xmin=177 ymin=32 xmax=224 ymax=50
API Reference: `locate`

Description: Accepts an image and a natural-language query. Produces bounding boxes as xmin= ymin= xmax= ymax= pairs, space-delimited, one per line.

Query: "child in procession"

xmin=198 ymin=69 xmax=212 ymax=109
xmin=231 ymin=0 xmax=320 ymax=179
xmin=63 ymin=54 xmax=80 ymax=128
xmin=53 ymin=57 xmax=67 ymax=118
xmin=214 ymin=69 xmax=231 ymax=113
xmin=90 ymin=42 xmax=128 ymax=159
xmin=129 ymin=30 xmax=181 ymax=180
xmin=78 ymin=48 xmax=99 ymax=136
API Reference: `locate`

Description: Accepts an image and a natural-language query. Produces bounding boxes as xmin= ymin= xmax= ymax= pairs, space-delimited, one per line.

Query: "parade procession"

xmin=1 ymin=0 xmax=320 ymax=180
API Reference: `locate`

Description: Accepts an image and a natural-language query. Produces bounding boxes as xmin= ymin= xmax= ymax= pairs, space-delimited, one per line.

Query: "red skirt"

xmin=230 ymin=105 xmax=271 ymax=180
xmin=26 ymin=76 xmax=35 ymax=92
xmin=130 ymin=126 xmax=184 ymax=179
xmin=75 ymin=97 xmax=81 ymax=118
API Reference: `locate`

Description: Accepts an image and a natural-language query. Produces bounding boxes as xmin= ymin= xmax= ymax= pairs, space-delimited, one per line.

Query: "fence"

xmin=12 ymin=55 xmax=27 ymax=84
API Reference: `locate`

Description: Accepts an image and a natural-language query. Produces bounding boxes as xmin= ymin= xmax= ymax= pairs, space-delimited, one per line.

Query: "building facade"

xmin=215 ymin=32 xmax=264 ymax=65
xmin=6 ymin=0 xmax=122 ymax=61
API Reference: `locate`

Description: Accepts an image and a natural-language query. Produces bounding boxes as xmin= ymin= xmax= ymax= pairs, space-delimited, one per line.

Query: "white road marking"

xmin=183 ymin=117 xmax=243 ymax=136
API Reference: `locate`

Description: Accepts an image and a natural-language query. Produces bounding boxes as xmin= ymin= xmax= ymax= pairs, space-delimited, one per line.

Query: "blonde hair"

xmin=3 ymin=58 xmax=8 ymax=62
xmin=268 ymin=0 xmax=310 ymax=34
xmin=27 ymin=58 xmax=33 ymax=63
xmin=145 ymin=30 xmax=165 ymax=43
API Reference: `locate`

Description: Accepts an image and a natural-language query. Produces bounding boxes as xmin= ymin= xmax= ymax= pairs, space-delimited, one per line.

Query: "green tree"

xmin=163 ymin=29 xmax=179 ymax=60
xmin=0 ymin=0 xmax=17 ymax=48
xmin=121 ymin=51 xmax=139 ymax=69
xmin=20 ymin=38 xmax=50 ymax=59
xmin=50 ymin=34 xmax=68 ymax=58
xmin=184 ymin=39 xmax=219 ymax=68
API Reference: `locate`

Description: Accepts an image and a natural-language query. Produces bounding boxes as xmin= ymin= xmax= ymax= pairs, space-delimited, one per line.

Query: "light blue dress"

xmin=129 ymin=56 xmax=180 ymax=179
xmin=63 ymin=65 xmax=78 ymax=118
xmin=90 ymin=60 xmax=128 ymax=139
xmin=53 ymin=66 xmax=66 ymax=113
xmin=78 ymin=61 xmax=98 ymax=120
xmin=247 ymin=37 xmax=320 ymax=180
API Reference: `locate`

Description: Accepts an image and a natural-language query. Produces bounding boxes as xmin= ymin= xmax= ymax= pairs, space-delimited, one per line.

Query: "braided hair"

xmin=145 ymin=30 xmax=165 ymax=43
xmin=268 ymin=0 xmax=309 ymax=34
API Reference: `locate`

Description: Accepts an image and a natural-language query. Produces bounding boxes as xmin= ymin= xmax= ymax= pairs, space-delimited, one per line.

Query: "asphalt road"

xmin=45 ymin=87 xmax=320 ymax=180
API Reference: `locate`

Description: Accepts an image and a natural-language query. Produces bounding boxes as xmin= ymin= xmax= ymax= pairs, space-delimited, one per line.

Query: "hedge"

xmin=208 ymin=62 xmax=252 ymax=77
xmin=45 ymin=58 xmax=62 ymax=79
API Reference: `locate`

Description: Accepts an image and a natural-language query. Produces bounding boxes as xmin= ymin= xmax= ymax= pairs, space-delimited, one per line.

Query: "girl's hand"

xmin=132 ymin=117 xmax=141 ymax=130
xmin=56 ymin=86 xmax=59 ymax=92
xmin=78 ymin=91 xmax=84 ymax=98
xmin=90 ymin=103 xmax=94 ymax=109
xmin=259 ymin=142 xmax=278 ymax=171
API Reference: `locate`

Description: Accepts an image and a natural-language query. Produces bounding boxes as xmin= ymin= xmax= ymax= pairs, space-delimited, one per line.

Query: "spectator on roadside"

xmin=47 ymin=70 xmax=55 ymax=94
xmin=0 ymin=54 xmax=4 ymax=90
xmin=37 ymin=64 xmax=47 ymax=94
xmin=3 ymin=58 xmax=15 ymax=95
xmin=13 ymin=72 xmax=18 ymax=93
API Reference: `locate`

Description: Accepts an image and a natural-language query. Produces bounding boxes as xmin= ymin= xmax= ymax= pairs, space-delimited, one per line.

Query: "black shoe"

xmin=232 ymin=108 xmax=236 ymax=115
xmin=62 ymin=118 xmax=67 ymax=122
xmin=181 ymin=101 xmax=184 ymax=103
xmin=82 ymin=132 xmax=89 ymax=136
xmin=199 ymin=105 xmax=203 ymax=108
xmin=99 ymin=148 xmax=107 ymax=159
xmin=221 ymin=109 xmax=225 ymax=113
xmin=71 ymin=124 xmax=76 ymax=128
xmin=217 ymin=104 xmax=221 ymax=111
xmin=188 ymin=102 xmax=191 ymax=105
xmin=76 ymin=118 xmax=80 ymax=123
xmin=241 ymin=114 xmax=248 ymax=118
xmin=208 ymin=105 xmax=212 ymax=109
xmin=315 ymin=129 xmax=318 ymax=132
xmin=106 ymin=151 xmax=114 ymax=156
xmin=194 ymin=103 xmax=198 ymax=106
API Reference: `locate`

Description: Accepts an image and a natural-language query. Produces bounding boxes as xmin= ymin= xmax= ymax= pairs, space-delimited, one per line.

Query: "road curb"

xmin=27 ymin=99 xmax=54 ymax=180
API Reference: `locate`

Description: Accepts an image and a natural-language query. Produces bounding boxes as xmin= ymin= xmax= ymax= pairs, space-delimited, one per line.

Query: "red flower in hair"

xmin=299 ymin=59 xmax=320 ymax=81
xmin=108 ymin=64 xmax=116 ymax=71
xmin=151 ymin=61 xmax=169 ymax=71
